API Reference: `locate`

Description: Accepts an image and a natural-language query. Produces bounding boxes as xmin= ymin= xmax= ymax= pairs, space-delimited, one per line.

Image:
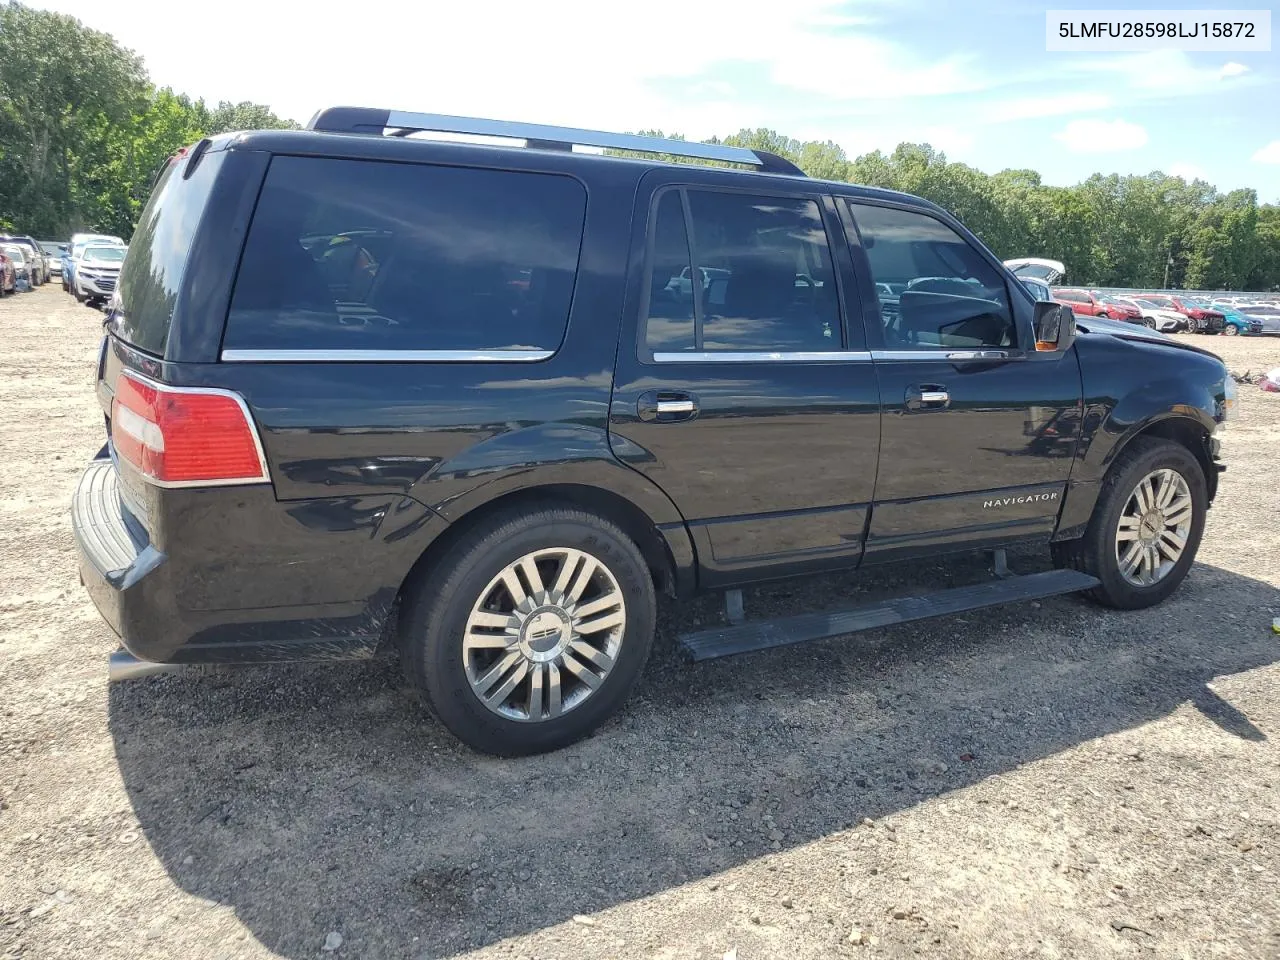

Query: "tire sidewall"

xmin=408 ymin=513 xmax=655 ymax=755
xmin=1090 ymin=442 xmax=1207 ymax=608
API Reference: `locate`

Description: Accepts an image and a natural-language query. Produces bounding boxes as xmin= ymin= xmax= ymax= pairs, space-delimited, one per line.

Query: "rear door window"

xmin=642 ymin=187 xmax=843 ymax=356
xmin=224 ymin=157 xmax=587 ymax=356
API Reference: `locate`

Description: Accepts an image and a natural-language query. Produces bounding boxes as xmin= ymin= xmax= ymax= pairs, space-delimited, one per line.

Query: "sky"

xmin=33 ymin=0 xmax=1280 ymax=200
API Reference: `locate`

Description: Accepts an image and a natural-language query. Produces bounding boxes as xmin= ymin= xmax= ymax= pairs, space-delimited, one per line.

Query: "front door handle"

xmin=906 ymin=384 xmax=950 ymax=411
xmin=638 ymin=391 xmax=699 ymax=423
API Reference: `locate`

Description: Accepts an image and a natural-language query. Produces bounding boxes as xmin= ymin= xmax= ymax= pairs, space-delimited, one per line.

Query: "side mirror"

xmin=1033 ymin=301 xmax=1076 ymax=352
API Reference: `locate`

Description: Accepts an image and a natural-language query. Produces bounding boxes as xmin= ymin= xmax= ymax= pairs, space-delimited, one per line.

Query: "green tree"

xmin=206 ymin=101 xmax=298 ymax=135
xmin=0 ymin=0 xmax=148 ymax=235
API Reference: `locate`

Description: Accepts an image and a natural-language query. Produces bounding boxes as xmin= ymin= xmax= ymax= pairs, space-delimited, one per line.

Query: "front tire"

xmin=1222 ymin=324 xmax=1238 ymax=336
xmin=1052 ymin=436 xmax=1207 ymax=610
xmin=400 ymin=505 xmax=656 ymax=756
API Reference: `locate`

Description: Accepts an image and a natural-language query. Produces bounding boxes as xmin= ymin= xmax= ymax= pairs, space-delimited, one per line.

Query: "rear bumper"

xmin=72 ymin=457 xmax=446 ymax=666
xmin=72 ymin=458 xmax=172 ymax=658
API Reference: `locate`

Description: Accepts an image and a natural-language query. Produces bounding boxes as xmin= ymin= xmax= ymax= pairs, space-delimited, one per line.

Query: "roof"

xmin=213 ymin=107 xmax=941 ymax=214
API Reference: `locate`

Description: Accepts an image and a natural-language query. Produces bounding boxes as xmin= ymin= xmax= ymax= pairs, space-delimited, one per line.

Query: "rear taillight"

xmin=111 ymin=371 xmax=269 ymax=487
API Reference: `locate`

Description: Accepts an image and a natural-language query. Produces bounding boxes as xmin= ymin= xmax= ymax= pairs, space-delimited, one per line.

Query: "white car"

xmin=1002 ymin=257 xmax=1067 ymax=284
xmin=1117 ymin=297 xmax=1185 ymax=333
xmin=73 ymin=244 xmax=127 ymax=305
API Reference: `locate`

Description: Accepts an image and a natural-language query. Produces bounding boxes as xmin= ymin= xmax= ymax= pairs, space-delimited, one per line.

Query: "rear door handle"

xmin=638 ymin=391 xmax=699 ymax=422
xmin=906 ymin=384 xmax=950 ymax=411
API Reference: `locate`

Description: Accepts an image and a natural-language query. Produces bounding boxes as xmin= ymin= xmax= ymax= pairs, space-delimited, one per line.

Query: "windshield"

xmin=1131 ymin=299 xmax=1161 ymax=309
xmin=84 ymin=246 xmax=125 ymax=262
xmin=4 ymin=247 xmax=25 ymax=263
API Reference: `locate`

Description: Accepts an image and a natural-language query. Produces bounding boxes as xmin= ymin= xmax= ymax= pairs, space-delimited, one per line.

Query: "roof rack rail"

xmin=305 ymin=107 xmax=807 ymax=177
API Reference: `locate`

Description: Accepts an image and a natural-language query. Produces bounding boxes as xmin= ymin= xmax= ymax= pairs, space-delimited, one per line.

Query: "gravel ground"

xmin=2 ymin=283 xmax=1280 ymax=960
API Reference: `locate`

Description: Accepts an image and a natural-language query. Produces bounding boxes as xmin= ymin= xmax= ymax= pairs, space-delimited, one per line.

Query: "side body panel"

xmin=1052 ymin=332 xmax=1227 ymax=539
xmin=607 ymin=170 xmax=882 ymax=588
xmin=836 ymin=196 xmax=1084 ymax=561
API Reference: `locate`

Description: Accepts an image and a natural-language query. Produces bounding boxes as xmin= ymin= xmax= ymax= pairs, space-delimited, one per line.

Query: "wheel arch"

xmin=1055 ymin=411 xmax=1218 ymax=542
xmin=394 ymin=481 xmax=696 ymax=627
xmin=1104 ymin=414 xmax=1217 ymax=503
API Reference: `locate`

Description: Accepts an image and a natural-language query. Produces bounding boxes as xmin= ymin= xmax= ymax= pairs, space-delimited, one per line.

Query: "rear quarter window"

xmin=223 ymin=157 xmax=587 ymax=356
xmin=114 ymin=150 xmax=226 ymax=357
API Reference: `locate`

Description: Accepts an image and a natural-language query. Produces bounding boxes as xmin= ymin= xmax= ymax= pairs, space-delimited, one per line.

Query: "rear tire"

xmin=400 ymin=505 xmax=656 ymax=756
xmin=1052 ymin=437 xmax=1206 ymax=610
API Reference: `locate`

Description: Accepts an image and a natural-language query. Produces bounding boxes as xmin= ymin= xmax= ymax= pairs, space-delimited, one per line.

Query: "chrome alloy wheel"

xmin=463 ymin=548 xmax=626 ymax=722
xmin=1115 ymin=468 xmax=1193 ymax=587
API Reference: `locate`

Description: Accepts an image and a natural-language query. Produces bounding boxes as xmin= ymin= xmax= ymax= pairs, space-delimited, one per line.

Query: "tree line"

xmin=626 ymin=131 xmax=1280 ymax=292
xmin=3 ymin=1 xmax=1276 ymax=290
xmin=0 ymin=1 xmax=294 ymax=240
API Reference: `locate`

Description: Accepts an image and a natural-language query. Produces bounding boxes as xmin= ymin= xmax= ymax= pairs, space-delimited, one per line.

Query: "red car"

xmin=0 ymin=250 xmax=15 ymax=296
xmin=1138 ymin=295 xmax=1225 ymax=334
xmin=1051 ymin=287 xmax=1109 ymax=316
xmin=1096 ymin=296 xmax=1143 ymax=322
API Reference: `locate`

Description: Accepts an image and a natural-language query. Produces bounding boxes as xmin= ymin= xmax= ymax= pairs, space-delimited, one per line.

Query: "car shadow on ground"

xmin=108 ymin=552 xmax=1279 ymax=959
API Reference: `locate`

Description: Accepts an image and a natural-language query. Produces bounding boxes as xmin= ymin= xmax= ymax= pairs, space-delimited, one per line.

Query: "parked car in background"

xmin=0 ymin=235 xmax=49 ymax=285
xmin=72 ymin=244 xmax=126 ymax=305
xmin=40 ymin=241 xmax=67 ymax=276
xmin=1215 ymin=306 xmax=1264 ymax=336
xmin=2 ymin=244 xmax=31 ymax=290
xmin=64 ymin=234 xmax=125 ymax=292
xmin=1116 ymin=297 xmax=1187 ymax=333
xmin=1003 ymin=257 xmax=1067 ymax=284
xmin=1096 ymin=295 xmax=1143 ymax=323
xmin=1138 ymin=295 xmax=1224 ymax=334
xmin=0 ymin=248 xmax=15 ymax=295
xmin=1051 ymin=287 xmax=1109 ymax=316
xmin=1239 ymin=304 xmax=1280 ymax=335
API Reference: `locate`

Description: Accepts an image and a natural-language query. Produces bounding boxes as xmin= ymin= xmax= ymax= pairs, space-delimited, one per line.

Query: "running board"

xmin=678 ymin=568 xmax=1099 ymax=662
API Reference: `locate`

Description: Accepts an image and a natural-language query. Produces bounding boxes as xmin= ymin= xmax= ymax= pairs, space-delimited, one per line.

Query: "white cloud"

xmin=984 ymin=93 xmax=1112 ymax=123
xmin=34 ymin=0 xmax=992 ymax=138
xmin=1052 ymin=119 xmax=1148 ymax=153
xmin=1065 ymin=50 xmax=1251 ymax=98
xmin=1253 ymin=141 xmax=1280 ymax=164
xmin=1167 ymin=162 xmax=1206 ymax=181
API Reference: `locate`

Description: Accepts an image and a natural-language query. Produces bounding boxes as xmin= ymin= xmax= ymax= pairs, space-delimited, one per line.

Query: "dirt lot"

xmin=2 ymin=283 xmax=1280 ymax=960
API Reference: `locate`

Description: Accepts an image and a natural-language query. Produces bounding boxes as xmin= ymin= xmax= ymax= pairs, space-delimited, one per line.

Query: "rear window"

xmin=223 ymin=157 xmax=587 ymax=356
xmin=114 ymin=150 xmax=226 ymax=357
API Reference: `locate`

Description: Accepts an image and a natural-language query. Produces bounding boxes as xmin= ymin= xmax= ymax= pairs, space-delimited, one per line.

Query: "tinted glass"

xmin=849 ymin=202 xmax=1015 ymax=350
xmin=689 ymin=191 xmax=840 ymax=351
xmin=115 ymin=150 xmax=226 ymax=357
xmin=225 ymin=157 xmax=587 ymax=353
xmin=643 ymin=191 xmax=696 ymax=352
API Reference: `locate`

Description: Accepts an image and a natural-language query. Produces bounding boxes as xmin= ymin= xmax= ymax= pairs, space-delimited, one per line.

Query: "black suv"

xmin=73 ymin=108 xmax=1234 ymax=755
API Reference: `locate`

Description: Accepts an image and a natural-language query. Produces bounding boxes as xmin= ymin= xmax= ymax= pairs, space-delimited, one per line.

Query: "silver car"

xmin=1240 ymin=305 xmax=1280 ymax=335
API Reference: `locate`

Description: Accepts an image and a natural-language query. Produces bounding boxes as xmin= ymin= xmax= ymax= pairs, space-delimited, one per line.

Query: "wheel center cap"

xmin=1139 ymin=511 xmax=1163 ymax=541
xmin=521 ymin=607 xmax=571 ymax=659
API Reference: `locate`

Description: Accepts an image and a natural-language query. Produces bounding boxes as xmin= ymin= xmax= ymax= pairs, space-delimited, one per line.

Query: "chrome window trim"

xmin=219 ymin=349 xmax=555 ymax=363
xmin=870 ymin=349 xmax=1012 ymax=362
xmin=652 ymin=350 xmax=873 ymax=363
